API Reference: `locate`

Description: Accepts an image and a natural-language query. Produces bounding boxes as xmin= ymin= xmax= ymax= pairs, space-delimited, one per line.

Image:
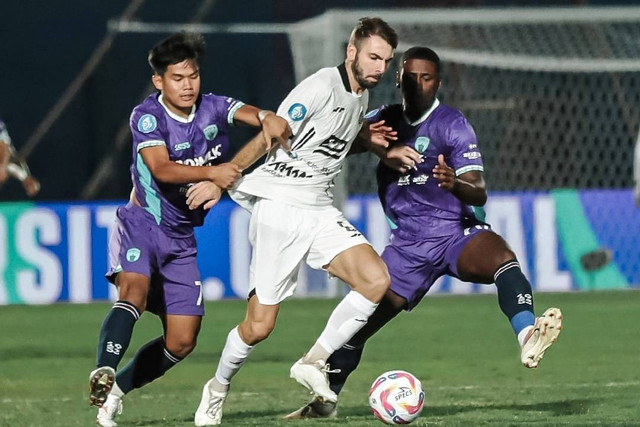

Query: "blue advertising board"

xmin=0 ymin=190 xmax=638 ymax=305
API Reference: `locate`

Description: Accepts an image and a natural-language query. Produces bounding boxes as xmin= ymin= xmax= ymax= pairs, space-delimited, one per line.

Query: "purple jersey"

xmin=129 ymin=93 xmax=244 ymax=236
xmin=369 ymin=100 xmax=484 ymax=240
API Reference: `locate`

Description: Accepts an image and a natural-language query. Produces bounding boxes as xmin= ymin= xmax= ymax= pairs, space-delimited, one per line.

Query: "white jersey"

xmin=231 ymin=64 xmax=368 ymax=209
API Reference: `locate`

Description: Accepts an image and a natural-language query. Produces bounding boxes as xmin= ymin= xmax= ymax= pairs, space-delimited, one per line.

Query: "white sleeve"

xmin=276 ymin=74 xmax=328 ymax=137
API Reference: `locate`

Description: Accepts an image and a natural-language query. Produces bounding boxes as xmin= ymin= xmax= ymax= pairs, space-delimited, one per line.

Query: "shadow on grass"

xmin=338 ymin=398 xmax=591 ymax=418
xmin=127 ymin=399 xmax=590 ymax=425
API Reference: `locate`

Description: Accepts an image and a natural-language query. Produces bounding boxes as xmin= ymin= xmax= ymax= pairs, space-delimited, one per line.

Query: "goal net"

xmin=286 ymin=7 xmax=640 ymax=193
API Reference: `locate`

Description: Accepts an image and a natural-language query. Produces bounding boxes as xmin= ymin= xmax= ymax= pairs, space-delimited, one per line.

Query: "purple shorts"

xmin=382 ymin=223 xmax=491 ymax=311
xmin=106 ymin=203 xmax=204 ymax=316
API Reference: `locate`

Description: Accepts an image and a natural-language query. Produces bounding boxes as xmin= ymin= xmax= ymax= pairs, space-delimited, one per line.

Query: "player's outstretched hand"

xmin=383 ymin=145 xmax=423 ymax=174
xmin=22 ymin=176 xmax=40 ymax=197
xmin=433 ymin=154 xmax=456 ymax=190
xmin=186 ymin=181 xmax=223 ymax=210
xmin=210 ymin=163 xmax=242 ymax=189
xmin=368 ymin=120 xmax=397 ymax=148
xmin=261 ymin=113 xmax=292 ymax=151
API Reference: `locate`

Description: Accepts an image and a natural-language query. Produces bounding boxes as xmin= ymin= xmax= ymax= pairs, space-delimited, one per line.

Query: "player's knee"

xmin=494 ymin=249 xmax=518 ymax=269
xmin=240 ymin=320 xmax=274 ymax=345
xmin=360 ymin=268 xmax=391 ymax=303
xmin=165 ymin=336 xmax=197 ymax=359
xmin=115 ymin=276 xmax=148 ymax=312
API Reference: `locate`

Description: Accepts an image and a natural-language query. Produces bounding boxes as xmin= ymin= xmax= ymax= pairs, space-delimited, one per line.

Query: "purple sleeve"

xmin=364 ymin=106 xmax=384 ymax=124
xmin=447 ymin=117 xmax=484 ymax=176
xmin=130 ymin=107 xmax=166 ymax=152
xmin=206 ymin=94 xmax=245 ymax=127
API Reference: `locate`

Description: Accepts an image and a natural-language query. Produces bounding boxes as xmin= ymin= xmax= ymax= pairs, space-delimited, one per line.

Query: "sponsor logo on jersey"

xmin=398 ymin=175 xmax=411 ymax=186
xmin=413 ymin=174 xmax=429 ymax=184
xmin=414 ymin=137 xmax=430 ymax=153
xmin=126 ymin=247 xmax=141 ymax=262
xmin=174 ymin=142 xmax=191 ymax=151
xmin=203 ymin=124 xmax=219 ymax=141
xmin=175 ymin=144 xmax=222 ymax=166
xmin=288 ymin=103 xmax=307 ymax=121
xmin=332 ymin=107 xmax=345 ymax=113
xmin=138 ymin=114 xmax=157 ymax=133
xmin=314 ymin=135 xmax=348 ymax=159
xmin=267 ymin=161 xmax=312 ymax=178
xmin=463 ymin=151 xmax=482 ymax=160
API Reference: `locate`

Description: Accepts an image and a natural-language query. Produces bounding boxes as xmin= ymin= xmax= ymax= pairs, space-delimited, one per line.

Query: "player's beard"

xmin=352 ymin=56 xmax=382 ymax=90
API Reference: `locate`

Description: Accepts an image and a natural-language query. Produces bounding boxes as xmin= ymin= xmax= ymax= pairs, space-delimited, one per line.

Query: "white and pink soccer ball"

xmin=368 ymin=370 xmax=425 ymax=425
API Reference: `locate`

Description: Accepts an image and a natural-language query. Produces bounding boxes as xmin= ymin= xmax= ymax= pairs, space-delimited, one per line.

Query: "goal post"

xmin=285 ymin=7 xmax=640 ymax=194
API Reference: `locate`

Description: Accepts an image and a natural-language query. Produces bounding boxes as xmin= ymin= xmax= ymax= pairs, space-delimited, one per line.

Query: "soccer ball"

xmin=368 ymin=370 xmax=425 ymax=425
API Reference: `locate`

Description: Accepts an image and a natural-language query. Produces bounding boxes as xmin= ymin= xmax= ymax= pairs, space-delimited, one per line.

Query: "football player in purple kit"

xmin=285 ymin=46 xmax=564 ymax=419
xmin=88 ymin=32 xmax=291 ymax=427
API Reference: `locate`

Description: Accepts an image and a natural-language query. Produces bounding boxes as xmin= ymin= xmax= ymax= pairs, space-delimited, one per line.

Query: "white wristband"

xmin=258 ymin=110 xmax=273 ymax=124
xmin=7 ymin=163 xmax=28 ymax=181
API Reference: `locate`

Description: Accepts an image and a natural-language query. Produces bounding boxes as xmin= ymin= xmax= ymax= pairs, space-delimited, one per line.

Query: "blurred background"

xmin=0 ymin=0 xmax=638 ymax=305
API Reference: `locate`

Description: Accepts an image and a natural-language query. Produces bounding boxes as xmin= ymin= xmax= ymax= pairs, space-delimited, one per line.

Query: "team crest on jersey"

xmin=288 ymin=103 xmax=307 ymax=121
xmin=138 ymin=114 xmax=157 ymax=134
xmin=203 ymin=124 xmax=218 ymax=140
xmin=126 ymin=248 xmax=141 ymax=263
xmin=414 ymin=137 xmax=430 ymax=153
xmin=364 ymin=108 xmax=379 ymax=119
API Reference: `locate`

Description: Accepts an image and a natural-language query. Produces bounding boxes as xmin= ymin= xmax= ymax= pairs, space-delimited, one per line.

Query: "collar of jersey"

xmin=403 ymin=98 xmax=440 ymax=126
xmin=158 ymin=94 xmax=196 ymax=123
xmin=337 ymin=63 xmax=364 ymax=97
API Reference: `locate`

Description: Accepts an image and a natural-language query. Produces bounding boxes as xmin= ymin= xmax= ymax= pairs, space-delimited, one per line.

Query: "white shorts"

xmin=248 ymin=198 xmax=370 ymax=305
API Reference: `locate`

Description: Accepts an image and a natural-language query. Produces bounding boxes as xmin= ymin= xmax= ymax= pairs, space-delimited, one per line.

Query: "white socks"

xmin=517 ymin=325 xmax=534 ymax=347
xmin=214 ymin=326 xmax=254 ymax=388
xmin=304 ymin=291 xmax=378 ymax=363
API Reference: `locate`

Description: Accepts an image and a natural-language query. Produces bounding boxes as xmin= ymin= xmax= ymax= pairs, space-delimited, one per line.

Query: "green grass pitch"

xmin=1 ymin=290 xmax=639 ymax=426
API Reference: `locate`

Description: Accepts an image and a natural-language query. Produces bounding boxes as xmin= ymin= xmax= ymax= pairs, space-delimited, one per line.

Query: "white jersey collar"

xmin=403 ymin=98 xmax=440 ymax=126
xmin=158 ymin=94 xmax=196 ymax=123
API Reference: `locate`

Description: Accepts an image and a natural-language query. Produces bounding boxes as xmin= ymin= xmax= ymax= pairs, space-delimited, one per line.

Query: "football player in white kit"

xmin=191 ymin=17 xmax=398 ymax=426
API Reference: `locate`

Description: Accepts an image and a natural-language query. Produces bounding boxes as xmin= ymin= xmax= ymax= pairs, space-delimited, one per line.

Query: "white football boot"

xmin=521 ymin=307 xmax=563 ymax=368
xmin=89 ymin=366 xmax=116 ymax=407
xmin=194 ymin=379 xmax=228 ymax=426
xmin=96 ymin=393 xmax=122 ymax=427
xmin=282 ymin=395 xmax=338 ymax=419
xmin=289 ymin=358 xmax=338 ymax=403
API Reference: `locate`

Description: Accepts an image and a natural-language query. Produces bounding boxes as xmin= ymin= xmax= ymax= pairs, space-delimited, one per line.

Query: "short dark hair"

xmin=350 ymin=17 xmax=398 ymax=50
xmin=400 ymin=46 xmax=441 ymax=74
xmin=148 ymin=32 xmax=206 ymax=75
